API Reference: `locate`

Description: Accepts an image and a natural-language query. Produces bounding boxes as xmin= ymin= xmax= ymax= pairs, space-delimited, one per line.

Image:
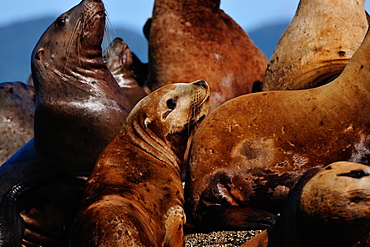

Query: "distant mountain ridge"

xmin=0 ymin=17 xmax=288 ymax=83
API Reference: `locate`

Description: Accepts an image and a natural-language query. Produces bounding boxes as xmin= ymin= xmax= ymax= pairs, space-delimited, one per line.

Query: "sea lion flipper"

xmin=0 ymin=172 xmax=54 ymax=246
xmin=201 ymin=205 xmax=277 ymax=231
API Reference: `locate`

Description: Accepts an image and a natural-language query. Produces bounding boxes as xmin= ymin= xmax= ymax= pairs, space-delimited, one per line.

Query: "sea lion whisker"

xmin=64 ymin=18 xmax=82 ymax=73
xmin=103 ymin=15 xmax=115 ymax=51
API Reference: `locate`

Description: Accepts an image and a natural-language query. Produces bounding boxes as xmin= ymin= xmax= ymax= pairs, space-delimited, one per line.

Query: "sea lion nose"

xmin=195 ymin=80 xmax=208 ymax=89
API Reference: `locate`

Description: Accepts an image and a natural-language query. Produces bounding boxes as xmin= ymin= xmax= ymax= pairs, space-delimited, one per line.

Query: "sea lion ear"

xmin=144 ymin=118 xmax=151 ymax=128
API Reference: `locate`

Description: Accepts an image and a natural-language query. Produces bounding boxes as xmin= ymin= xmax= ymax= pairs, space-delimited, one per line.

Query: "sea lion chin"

xmin=70 ymin=80 xmax=210 ymax=247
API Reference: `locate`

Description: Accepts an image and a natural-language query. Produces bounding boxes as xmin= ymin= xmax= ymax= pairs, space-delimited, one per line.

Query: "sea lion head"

xmin=102 ymin=37 xmax=132 ymax=78
xmin=127 ymin=79 xmax=210 ymax=162
xmin=31 ymin=0 xmax=106 ymax=94
xmin=298 ymin=161 xmax=370 ymax=245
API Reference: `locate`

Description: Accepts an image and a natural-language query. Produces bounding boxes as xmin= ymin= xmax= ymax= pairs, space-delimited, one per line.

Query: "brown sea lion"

xmin=185 ymin=26 xmax=370 ymax=232
xmin=0 ymin=81 xmax=35 ymax=165
xmin=146 ymin=0 xmax=267 ymax=111
xmin=70 ymin=80 xmax=210 ymax=246
xmin=262 ymin=0 xmax=368 ymax=91
xmin=103 ymin=37 xmax=147 ymax=107
xmin=241 ymin=162 xmax=370 ymax=247
xmin=0 ymin=0 xmax=130 ymax=245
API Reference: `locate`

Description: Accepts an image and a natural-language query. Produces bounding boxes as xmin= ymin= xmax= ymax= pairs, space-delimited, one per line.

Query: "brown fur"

xmin=0 ymin=81 xmax=34 ymax=165
xmin=103 ymin=38 xmax=147 ymax=107
xmin=262 ymin=0 xmax=368 ymax=90
xmin=185 ymin=27 xmax=370 ymax=232
xmin=146 ymin=0 xmax=267 ymax=111
xmin=70 ymin=81 xmax=210 ymax=246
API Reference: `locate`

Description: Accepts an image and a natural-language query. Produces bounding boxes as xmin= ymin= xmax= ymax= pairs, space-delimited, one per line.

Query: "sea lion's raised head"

xmin=29 ymin=0 xmax=130 ymax=175
xmin=126 ymin=79 xmax=210 ymax=163
xmin=31 ymin=0 xmax=106 ymax=93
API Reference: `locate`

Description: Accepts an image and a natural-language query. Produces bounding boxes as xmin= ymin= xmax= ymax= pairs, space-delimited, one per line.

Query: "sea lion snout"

xmin=193 ymin=80 xmax=208 ymax=90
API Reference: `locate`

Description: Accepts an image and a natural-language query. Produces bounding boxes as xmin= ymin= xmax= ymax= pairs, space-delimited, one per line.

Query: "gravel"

xmin=185 ymin=230 xmax=262 ymax=247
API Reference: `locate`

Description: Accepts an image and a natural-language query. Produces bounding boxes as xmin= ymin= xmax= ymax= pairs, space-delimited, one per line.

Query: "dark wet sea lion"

xmin=262 ymin=0 xmax=368 ymax=91
xmin=146 ymin=0 xmax=267 ymax=111
xmin=241 ymin=162 xmax=370 ymax=247
xmin=103 ymin=37 xmax=147 ymax=107
xmin=0 ymin=81 xmax=35 ymax=165
xmin=0 ymin=173 xmax=53 ymax=246
xmin=70 ymin=80 xmax=210 ymax=247
xmin=185 ymin=26 xmax=370 ymax=232
xmin=0 ymin=0 xmax=130 ymax=245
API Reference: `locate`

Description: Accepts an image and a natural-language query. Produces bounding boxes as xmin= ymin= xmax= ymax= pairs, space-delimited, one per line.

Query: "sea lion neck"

xmin=124 ymin=110 xmax=181 ymax=169
xmin=331 ymin=27 xmax=370 ymax=95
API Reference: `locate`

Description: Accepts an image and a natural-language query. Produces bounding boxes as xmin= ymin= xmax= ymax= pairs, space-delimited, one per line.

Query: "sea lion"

xmin=185 ymin=26 xmax=370 ymax=232
xmin=241 ymin=162 xmax=370 ymax=247
xmin=69 ymin=80 xmax=210 ymax=246
xmin=146 ymin=0 xmax=267 ymax=111
xmin=103 ymin=37 xmax=147 ymax=107
xmin=0 ymin=81 xmax=35 ymax=165
xmin=0 ymin=0 xmax=131 ymax=245
xmin=262 ymin=0 xmax=368 ymax=91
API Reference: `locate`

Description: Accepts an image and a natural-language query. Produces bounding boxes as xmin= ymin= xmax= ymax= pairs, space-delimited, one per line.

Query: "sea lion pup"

xmin=146 ymin=0 xmax=267 ymax=111
xmin=70 ymin=80 xmax=210 ymax=247
xmin=241 ymin=162 xmax=370 ymax=247
xmin=103 ymin=37 xmax=147 ymax=107
xmin=185 ymin=26 xmax=370 ymax=232
xmin=0 ymin=0 xmax=131 ymax=245
xmin=262 ymin=0 xmax=368 ymax=91
xmin=0 ymin=81 xmax=35 ymax=165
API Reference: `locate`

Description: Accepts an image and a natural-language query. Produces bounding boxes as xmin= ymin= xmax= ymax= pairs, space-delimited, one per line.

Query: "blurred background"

xmin=1 ymin=0 xmax=369 ymax=83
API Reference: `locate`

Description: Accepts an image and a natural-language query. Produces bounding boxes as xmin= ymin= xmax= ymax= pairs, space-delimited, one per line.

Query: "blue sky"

xmin=1 ymin=1 xmax=301 ymax=33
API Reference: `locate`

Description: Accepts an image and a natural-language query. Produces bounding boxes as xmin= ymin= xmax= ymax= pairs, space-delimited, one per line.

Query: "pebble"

xmin=185 ymin=230 xmax=262 ymax=247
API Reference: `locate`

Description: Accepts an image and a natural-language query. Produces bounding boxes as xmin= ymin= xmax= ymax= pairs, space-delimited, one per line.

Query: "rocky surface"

xmin=185 ymin=230 xmax=262 ymax=247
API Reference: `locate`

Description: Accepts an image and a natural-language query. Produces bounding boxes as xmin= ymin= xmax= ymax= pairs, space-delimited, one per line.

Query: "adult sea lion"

xmin=0 ymin=81 xmax=35 ymax=165
xmin=241 ymin=162 xmax=370 ymax=247
xmin=0 ymin=0 xmax=131 ymax=245
xmin=146 ymin=0 xmax=267 ymax=111
xmin=262 ymin=0 xmax=368 ymax=91
xmin=70 ymin=80 xmax=210 ymax=246
xmin=185 ymin=26 xmax=370 ymax=232
xmin=103 ymin=37 xmax=147 ymax=107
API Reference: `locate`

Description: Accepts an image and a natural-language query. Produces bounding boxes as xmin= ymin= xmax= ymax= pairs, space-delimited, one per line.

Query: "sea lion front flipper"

xmin=0 ymin=173 xmax=54 ymax=246
xmin=200 ymin=205 xmax=277 ymax=232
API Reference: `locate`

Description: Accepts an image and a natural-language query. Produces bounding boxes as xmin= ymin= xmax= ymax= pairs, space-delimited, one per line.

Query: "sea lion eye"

xmin=338 ymin=169 xmax=369 ymax=179
xmin=166 ymin=98 xmax=177 ymax=110
xmin=55 ymin=16 xmax=66 ymax=28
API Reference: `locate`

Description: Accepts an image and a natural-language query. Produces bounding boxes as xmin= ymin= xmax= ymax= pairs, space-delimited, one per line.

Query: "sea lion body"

xmin=70 ymin=80 xmax=210 ymax=246
xmin=262 ymin=0 xmax=368 ymax=90
xmin=103 ymin=37 xmax=147 ymax=107
xmin=185 ymin=27 xmax=370 ymax=232
xmin=242 ymin=162 xmax=370 ymax=247
xmin=0 ymin=0 xmax=130 ymax=245
xmin=0 ymin=81 xmax=35 ymax=165
xmin=146 ymin=0 xmax=267 ymax=111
